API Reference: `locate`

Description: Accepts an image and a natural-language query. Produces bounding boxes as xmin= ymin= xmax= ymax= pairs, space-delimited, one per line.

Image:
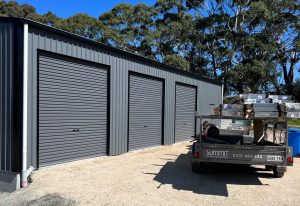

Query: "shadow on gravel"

xmin=145 ymin=149 xmax=273 ymax=197
xmin=25 ymin=193 xmax=75 ymax=206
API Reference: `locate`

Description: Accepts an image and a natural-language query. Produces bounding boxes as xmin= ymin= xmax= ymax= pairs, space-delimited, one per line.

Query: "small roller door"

xmin=128 ymin=74 xmax=163 ymax=151
xmin=38 ymin=53 xmax=108 ymax=167
xmin=175 ymin=84 xmax=196 ymax=142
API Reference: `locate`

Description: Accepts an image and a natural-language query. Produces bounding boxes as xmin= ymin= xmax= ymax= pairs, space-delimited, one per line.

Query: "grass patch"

xmin=288 ymin=119 xmax=300 ymax=126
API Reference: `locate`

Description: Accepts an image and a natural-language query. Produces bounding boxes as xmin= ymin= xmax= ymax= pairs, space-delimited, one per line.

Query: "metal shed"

xmin=0 ymin=17 xmax=222 ymax=191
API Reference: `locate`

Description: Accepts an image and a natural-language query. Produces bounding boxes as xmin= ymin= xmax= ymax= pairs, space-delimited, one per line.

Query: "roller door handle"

xmin=72 ymin=129 xmax=80 ymax=132
xmin=144 ymin=125 xmax=148 ymax=128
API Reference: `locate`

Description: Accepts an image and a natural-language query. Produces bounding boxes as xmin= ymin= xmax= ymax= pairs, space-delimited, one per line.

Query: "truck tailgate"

xmin=197 ymin=143 xmax=291 ymax=165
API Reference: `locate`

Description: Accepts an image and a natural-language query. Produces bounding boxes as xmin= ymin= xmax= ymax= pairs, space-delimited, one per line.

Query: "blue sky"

xmin=16 ymin=0 xmax=156 ymax=18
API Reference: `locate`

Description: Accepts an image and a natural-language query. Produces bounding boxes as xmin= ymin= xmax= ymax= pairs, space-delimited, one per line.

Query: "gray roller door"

xmin=175 ymin=84 xmax=196 ymax=142
xmin=38 ymin=53 xmax=108 ymax=167
xmin=128 ymin=74 xmax=163 ymax=151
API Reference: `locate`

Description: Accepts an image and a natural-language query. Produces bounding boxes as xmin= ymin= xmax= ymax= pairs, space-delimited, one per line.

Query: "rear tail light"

xmin=287 ymin=156 xmax=293 ymax=163
xmin=194 ymin=152 xmax=200 ymax=158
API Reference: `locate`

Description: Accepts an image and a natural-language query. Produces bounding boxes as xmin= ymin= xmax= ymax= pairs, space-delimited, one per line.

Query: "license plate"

xmin=266 ymin=155 xmax=284 ymax=162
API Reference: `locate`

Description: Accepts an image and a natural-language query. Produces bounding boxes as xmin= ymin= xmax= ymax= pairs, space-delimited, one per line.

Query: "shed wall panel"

xmin=0 ymin=22 xmax=13 ymax=171
xmin=26 ymin=26 xmax=222 ymax=169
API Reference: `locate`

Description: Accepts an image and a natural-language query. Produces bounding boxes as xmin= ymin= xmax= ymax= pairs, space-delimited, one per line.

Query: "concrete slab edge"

xmin=0 ymin=171 xmax=20 ymax=192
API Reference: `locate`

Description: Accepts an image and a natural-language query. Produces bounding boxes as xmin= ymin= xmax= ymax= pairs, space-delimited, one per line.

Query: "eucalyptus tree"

xmin=0 ymin=0 xmax=299 ymax=99
xmin=99 ymin=3 xmax=156 ymax=58
xmin=53 ymin=13 xmax=103 ymax=40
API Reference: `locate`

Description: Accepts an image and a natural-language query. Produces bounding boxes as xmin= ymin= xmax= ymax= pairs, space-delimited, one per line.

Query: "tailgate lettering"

xmin=206 ymin=150 xmax=229 ymax=158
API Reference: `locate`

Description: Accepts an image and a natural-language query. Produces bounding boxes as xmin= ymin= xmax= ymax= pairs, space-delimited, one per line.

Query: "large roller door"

xmin=38 ymin=53 xmax=108 ymax=167
xmin=175 ymin=84 xmax=196 ymax=142
xmin=128 ymin=74 xmax=164 ymax=151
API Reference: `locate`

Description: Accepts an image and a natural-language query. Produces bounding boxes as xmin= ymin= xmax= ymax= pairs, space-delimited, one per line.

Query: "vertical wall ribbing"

xmin=0 ymin=22 xmax=14 ymax=171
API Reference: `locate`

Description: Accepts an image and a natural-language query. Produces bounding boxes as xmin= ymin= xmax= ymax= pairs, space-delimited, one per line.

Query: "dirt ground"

xmin=1 ymin=141 xmax=300 ymax=206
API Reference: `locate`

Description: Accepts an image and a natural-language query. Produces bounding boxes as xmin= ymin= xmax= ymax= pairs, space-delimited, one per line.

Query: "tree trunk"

xmin=281 ymin=62 xmax=295 ymax=95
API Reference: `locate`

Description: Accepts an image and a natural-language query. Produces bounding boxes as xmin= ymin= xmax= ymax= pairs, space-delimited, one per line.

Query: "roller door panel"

xmin=38 ymin=53 xmax=108 ymax=167
xmin=175 ymin=84 xmax=196 ymax=142
xmin=128 ymin=75 xmax=163 ymax=151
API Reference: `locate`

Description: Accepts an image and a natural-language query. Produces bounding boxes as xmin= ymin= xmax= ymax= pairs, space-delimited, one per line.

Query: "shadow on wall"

xmin=145 ymin=146 xmax=273 ymax=197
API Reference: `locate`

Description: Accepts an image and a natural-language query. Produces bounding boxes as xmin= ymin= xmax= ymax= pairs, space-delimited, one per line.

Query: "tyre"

xmin=273 ymin=167 xmax=285 ymax=178
xmin=191 ymin=162 xmax=202 ymax=173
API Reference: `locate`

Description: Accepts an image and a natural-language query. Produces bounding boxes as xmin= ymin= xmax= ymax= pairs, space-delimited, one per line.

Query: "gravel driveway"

xmin=0 ymin=141 xmax=300 ymax=206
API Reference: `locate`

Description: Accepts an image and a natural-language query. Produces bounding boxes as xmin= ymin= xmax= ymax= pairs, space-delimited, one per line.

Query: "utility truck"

xmin=191 ymin=94 xmax=299 ymax=177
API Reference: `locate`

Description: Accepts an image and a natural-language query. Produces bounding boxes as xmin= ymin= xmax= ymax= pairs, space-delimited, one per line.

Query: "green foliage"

xmin=0 ymin=0 xmax=299 ymax=99
xmin=164 ymin=54 xmax=190 ymax=70
xmin=53 ymin=13 xmax=101 ymax=39
xmin=288 ymin=119 xmax=300 ymax=126
xmin=99 ymin=3 xmax=156 ymax=56
xmin=0 ymin=1 xmax=31 ymax=17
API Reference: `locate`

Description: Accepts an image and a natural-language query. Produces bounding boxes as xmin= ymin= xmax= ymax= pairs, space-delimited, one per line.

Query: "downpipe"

xmin=21 ymin=166 xmax=34 ymax=187
xmin=22 ymin=23 xmax=34 ymax=188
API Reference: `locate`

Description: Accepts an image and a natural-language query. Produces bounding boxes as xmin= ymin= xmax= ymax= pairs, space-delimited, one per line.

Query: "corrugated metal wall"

xmin=26 ymin=26 xmax=222 ymax=169
xmin=0 ymin=22 xmax=13 ymax=171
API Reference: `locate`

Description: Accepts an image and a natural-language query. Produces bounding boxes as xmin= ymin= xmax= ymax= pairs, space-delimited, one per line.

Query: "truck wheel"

xmin=273 ymin=167 xmax=285 ymax=178
xmin=191 ymin=162 xmax=202 ymax=173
